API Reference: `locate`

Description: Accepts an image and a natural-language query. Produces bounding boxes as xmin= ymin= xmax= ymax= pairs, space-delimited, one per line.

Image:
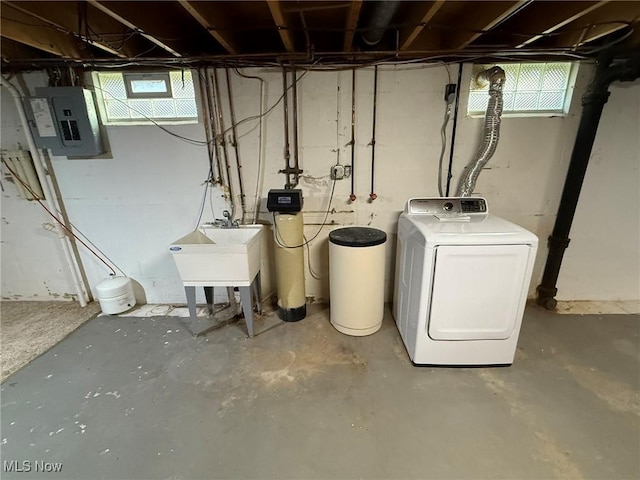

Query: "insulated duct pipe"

xmin=0 ymin=77 xmax=88 ymax=307
xmin=361 ymin=0 xmax=402 ymax=46
xmin=456 ymin=66 xmax=506 ymax=197
xmin=536 ymin=54 xmax=640 ymax=310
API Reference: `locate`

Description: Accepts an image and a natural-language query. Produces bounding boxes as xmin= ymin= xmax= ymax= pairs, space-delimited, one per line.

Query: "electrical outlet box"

xmin=331 ymin=164 xmax=345 ymax=180
xmin=23 ymin=87 xmax=104 ymax=157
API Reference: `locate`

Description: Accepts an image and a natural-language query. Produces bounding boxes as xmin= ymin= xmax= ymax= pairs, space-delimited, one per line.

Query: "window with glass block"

xmin=467 ymin=63 xmax=575 ymax=116
xmin=92 ymin=70 xmax=198 ymax=124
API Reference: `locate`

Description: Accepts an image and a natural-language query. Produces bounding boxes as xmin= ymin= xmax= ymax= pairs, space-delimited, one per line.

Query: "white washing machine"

xmin=393 ymin=197 xmax=538 ymax=366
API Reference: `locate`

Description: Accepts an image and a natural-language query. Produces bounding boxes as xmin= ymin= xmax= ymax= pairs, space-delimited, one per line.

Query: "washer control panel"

xmin=406 ymin=197 xmax=488 ymax=215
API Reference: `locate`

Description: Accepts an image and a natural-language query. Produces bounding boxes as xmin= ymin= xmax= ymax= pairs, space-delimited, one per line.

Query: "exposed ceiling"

xmin=1 ymin=0 xmax=640 ymax=71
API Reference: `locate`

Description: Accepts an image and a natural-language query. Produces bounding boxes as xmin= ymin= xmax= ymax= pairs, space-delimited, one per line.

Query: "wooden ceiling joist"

xmin=553 ymin=1 xmax=640 ymax=49
xmin=401 ymin=0 xmax=446 ymax=51
xmin=0 ymin=2 xmax=85 ymax=58
xmin=267 ymin=0 xmax=296 ymax=52
xmin=87 ymin=0 xmax=182 ymax=57
xmin=1 ymin=37 xmax=54 ymax=61
xmin=515 ymin=1 xmax=610 ymax=48
xmin=445 ymin=0 xmax=532 ymax=50
xmin=178 ymin=0 xmax=240 ymax=54
xmin=342 ymin=0 xmax=363 ymax=52
xmin=2 ymin=1 xmax=136 ymax=58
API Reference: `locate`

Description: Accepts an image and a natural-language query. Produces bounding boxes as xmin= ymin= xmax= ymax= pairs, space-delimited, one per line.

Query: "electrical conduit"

xmin=1 ymin=77 xmax=88 ymax=306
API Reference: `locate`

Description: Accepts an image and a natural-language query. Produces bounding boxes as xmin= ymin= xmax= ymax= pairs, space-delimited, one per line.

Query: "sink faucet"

xmin=221 ymin=210 xmax=239 ymax=228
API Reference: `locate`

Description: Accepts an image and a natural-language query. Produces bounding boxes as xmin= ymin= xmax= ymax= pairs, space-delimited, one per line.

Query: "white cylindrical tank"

xmin=329 ymin=227 xmax=387 ymax=336
xmin=273 ymin=212 xmax=306 ymax=321
xmin=95 ymin=276 xmax=136 ymax=314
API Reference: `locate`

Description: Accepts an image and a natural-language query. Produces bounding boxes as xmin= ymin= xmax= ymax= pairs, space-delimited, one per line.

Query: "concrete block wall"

xmin=1 ymin=63 xmax=638 ymax=304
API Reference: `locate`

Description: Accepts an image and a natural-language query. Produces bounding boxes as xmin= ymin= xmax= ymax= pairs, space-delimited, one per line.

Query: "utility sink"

xmin=169 ymin=225 xmax=263 ymax=286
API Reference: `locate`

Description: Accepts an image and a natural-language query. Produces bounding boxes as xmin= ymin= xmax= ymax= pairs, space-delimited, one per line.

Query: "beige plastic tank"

xmin=273 ymin=212 xmax=306 ymax=321
xmin=329 ymin=227 xmax=387 ymax=336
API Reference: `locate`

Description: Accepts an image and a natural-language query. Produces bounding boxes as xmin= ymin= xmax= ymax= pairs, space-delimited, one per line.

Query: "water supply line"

xmin=224 ymin=67 xmax=247 ymax=224
xmin=281 ymin=66 xmax=292 ymax=189
xmin=233 ymin=68 xmax=267 ymax=225
xmin=0 ymin=77 xmax=88 ymax=307
xmin=205 ymin=69 xmax=224 ymax=184
xmin=368 ymin=65 xmax=379 ymax=202
xmin=349 ymin=68 xmax=356 ymax=203
xmin=456 ymin=66 xmax=506 ymax=197
xmin=211 ymin=68 xmax=236 ymax=218
xmin=278 ymin=66 xmax=303 ymax=189
xmin=199 ymin=68 xmax=222 ymax=185
xmin=291 ymin=66 xmax=301 ymax=187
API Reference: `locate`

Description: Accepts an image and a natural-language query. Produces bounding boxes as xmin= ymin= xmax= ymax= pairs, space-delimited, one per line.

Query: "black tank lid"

xmin=329 ymin=227 xmax=387 ymax=247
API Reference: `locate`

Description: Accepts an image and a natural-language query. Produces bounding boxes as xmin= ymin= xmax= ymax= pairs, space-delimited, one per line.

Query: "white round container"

xmin=329 ymin=227 xmax=387 ymax=336
xmin=95 ymin=276 xmax=136 ymax=314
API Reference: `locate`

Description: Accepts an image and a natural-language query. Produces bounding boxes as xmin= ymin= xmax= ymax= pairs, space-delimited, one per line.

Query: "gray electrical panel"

xmin=23 ymin=87 xmax=104 ymax=157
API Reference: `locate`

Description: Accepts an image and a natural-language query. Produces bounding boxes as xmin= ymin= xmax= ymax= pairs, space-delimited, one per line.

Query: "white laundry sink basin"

xmin=169 ymin=225 xmax=263 ymax=286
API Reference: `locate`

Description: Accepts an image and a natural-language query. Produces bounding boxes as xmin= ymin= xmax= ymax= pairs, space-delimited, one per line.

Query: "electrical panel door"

xmin=23 ymin=87 xmax=104 ymax=157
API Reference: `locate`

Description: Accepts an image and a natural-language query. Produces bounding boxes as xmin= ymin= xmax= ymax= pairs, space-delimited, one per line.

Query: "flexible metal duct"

xmin=361 ymin=0 xmax=402 ymax=46
xmin=456 ymin=66 xmax=506 ymax=197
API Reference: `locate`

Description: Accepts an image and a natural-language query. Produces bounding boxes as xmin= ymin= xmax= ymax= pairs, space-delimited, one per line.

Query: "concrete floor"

xmin=1 ymin=305 xmax=638 ymax=479
xmin=1 ymin=301 xmax=101 ymax=382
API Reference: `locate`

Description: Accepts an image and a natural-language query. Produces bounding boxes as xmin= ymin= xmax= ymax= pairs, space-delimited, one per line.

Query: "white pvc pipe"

xmin=1 ymin=77 xmax=89 ymax=307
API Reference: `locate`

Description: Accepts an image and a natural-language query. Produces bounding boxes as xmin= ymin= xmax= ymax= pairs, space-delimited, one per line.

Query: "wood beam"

xmin=401 ymin=0 xmax=446 ymax=50
xmin=1 ymin=37 xmax=54 ymax=60
xmin=0 ymin=3 xmax=85 ymax=58
xmin=88 ymin=0 xmax=182 ymax=57
xmin=343 ymin=0 xmax=363 ymax=52
xmin=267 ymin=0 xmax=295 ymax=52
xmin=445 ymin=0 xmax=532 ymax=50
xmin=3 ymin=1 xmax=133 ymax=58
xmin=516 ymin=1 xmax=610 ymax=48
xmin=553 ymin=1 xmax=640 ymax=48
xmin=177 ymin=0 xmax=240 ymax=54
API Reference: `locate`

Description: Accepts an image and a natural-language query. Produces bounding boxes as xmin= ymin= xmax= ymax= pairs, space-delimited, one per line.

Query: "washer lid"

xmin=329 ymin=227 xmax=387 ymax=247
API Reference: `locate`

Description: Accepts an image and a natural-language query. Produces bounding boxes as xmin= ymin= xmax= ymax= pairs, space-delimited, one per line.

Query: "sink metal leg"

xmin=185 ymin=286 xmax=197 ymax=320
xmin=239 ymin=286 xmax=254 ymax=338
xmin=204 ymin=286 xmax=214 ymax=314
xmin=226 ymin=286 xmax=238 ymax=314
xmin=251 ymin=272 xmax=262 ymax=315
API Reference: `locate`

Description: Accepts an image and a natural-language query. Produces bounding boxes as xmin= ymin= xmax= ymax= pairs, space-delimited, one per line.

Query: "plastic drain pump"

xmin=95 ymin=276 xmax=135 ymax=314
xmin=267 ymin=189 xmax=306 ymax=322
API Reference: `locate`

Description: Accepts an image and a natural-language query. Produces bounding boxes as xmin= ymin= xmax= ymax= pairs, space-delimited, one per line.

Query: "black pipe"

xmin=349 ymin=68 xmax=356 ymax=203
xmin=445 ymin=63 xmax=463 ymax=197
xmin=281 ymin=67 xmax=292 ymax=189
xmin=291 ymin=66 xmax=300 ymax=187
xmin=536 ymin=54 xmax=640 ymax=310
xmin=369 ymin=65 xmax=378 ymax=202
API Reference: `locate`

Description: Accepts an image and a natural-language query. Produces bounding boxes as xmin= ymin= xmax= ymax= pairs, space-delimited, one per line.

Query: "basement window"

xmin=91 ymin=70 xmax=198 ymax=125
xmin=467 ymin=62 xmax=577 ymax=117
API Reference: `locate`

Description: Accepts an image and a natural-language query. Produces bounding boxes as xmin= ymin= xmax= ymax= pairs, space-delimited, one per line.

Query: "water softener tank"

xmin=329 ymin=227 xmax=387 ymax=335
xmin=267 ymin=189 xmax=306 ymax=322
xmin=95 ymin=276 xmax=136 ymax=314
